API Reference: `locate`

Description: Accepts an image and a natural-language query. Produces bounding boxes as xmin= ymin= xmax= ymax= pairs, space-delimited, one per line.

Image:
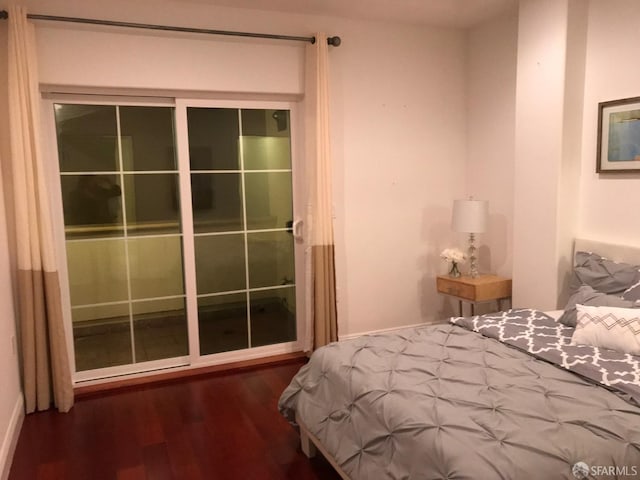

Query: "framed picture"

xmin=597 ymin=96 xmax=640 ymax=173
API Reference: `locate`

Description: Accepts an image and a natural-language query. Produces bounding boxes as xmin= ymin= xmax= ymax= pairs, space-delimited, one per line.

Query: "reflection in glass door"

xmin=186 ymin=107 xmax=297 ymax=355
xmin=52 ymin=100 xmax=299 ymax=379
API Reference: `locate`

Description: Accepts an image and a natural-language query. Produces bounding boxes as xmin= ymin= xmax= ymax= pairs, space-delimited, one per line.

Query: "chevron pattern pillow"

xmin=572 ymin=304 xmax=640 ymax=355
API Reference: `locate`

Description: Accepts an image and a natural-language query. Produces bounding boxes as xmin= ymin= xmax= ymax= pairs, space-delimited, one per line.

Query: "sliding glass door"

xmin=185 ymin=106 xmax=296 ymax=355
xmin=49 ymin=98 xmax=301 ymax=381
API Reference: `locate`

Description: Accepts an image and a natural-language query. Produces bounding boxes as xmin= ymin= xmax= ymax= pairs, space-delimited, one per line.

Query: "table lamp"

xmin=452 ymin=198 xmax=488 ymax=278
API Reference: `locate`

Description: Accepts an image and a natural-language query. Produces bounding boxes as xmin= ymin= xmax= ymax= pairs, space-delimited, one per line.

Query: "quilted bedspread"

xmin=279 ymin=310 xmax=640 ymax=480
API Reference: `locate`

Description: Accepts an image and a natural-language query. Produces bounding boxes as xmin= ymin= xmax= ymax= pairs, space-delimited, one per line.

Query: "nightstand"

xmin=436 ymin=274 xmax=512 ymax=317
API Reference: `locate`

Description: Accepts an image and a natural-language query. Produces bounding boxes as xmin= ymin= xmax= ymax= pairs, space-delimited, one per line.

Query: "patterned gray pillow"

xmin=558 ymin=285 xmax=639 ymax=327
xmin=622 ymin=281 xmax=640 ymax=302
xmin=569 ymin=251 xmax=640 ymax=295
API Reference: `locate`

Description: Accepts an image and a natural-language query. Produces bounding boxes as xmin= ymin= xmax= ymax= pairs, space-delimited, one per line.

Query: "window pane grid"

xmin=196 ymin=284 xmax=295 ymax=299
xmin=71 ymin=294 xmax=187 ymax=310
xmin=238 ymin=110 xmax=253 ymax=348
xmin=182 ymin=169 xmax=292 ymax=174
xmin=193 ymin=228 xmax=291 ymax=237
xmin=115 ymin=105 xmax=138 ymax=364
xmin=61 ymin=170 xmax=180 ymax=175
xmin=66 ymin=233 xmax=183 ymax=244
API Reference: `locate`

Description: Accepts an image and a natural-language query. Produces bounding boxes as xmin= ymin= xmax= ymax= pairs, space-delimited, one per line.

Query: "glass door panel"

xmin=244 ymin=171 xmax=293 ymax=229
xmin=241 ymin=136 xmax=292 ymax=170
xmin=194 ymin=234 xmax=247 ymax=294
xmin=250 ymin=287 xmax=296 ymax=347
xmin=198 ymin=293 xmax=249 ymax=355
xmin=128 ymin=236 xmax=184 ymax=299
xmin=57 ymin=105 xmax=119 ymax=172
xmin=247 ymin=231 xmax=295 ymax=288
xmin=191 ymin=173 xmax=244 ymax=233
xmin=66 ymin=239 xmax=128 ymax=304
xmin=187 ymin=108 xmax=240 ymax=170
xmin=60 ymin=174 xmax=123 ymax=238
xmin=119 ymin=106 xmax=177 ymax=171
xmin=123 ymin=173 xmax=181 ymax=236
xmin=72 ymin=303 xmax=131 ymax=371
xmin=241 ymin=109 xmax=291 ymax=170
xmin=55 ymin=103 xmax=188 ymax=373
xmin=132 ymin=298 xmax=188 ymax=362
xmin=187 ymin=106 xmax=297 ymax=354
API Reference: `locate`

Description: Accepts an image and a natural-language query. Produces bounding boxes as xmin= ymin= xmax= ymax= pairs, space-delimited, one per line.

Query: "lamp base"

xmin=468 ymin=233 xmax=479 ymax=278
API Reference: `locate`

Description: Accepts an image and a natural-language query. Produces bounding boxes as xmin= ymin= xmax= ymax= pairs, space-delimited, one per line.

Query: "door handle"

xmin=292 ymin=219 xmax=304 ymax=240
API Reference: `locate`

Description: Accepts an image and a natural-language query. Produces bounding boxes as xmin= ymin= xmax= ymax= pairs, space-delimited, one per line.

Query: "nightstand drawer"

xmin=437 ymin=277 xmax=475 ymax=300
xmin=437 ymin=275 xmax=512 ymax=302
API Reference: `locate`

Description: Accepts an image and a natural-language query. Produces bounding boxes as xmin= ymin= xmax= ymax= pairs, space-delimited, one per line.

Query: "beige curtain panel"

xmin=304 ymin=33 xmax=338 ymax=351
xmin=7 ymin=5 xmax=73 ymax=413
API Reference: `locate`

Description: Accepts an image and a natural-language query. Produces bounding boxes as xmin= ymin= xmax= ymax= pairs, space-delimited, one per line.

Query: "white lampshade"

xmin=452 ymin=199 xmax=488 ymax=233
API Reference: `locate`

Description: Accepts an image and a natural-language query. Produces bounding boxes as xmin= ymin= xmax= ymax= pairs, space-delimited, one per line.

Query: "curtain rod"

xmin=0 ymin=10 xmax=342 ymax=47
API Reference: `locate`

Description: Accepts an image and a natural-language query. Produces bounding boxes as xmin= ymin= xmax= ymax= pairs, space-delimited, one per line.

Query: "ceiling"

xmin=185 ymin=0 xmax=518 ymax=29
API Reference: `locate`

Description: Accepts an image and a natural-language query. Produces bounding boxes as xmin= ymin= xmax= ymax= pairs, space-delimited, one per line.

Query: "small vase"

xmin=449 ymin=262 xmax=461 ymax=278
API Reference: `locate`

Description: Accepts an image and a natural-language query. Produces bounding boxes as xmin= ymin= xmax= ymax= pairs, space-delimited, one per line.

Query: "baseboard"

xmin=0 ymin=394 xmax=24 ymax=480
xmin=339 ymin=320 xmax=442 ymax=341
xmin=74 ymin=351 xmax=308 ymax=399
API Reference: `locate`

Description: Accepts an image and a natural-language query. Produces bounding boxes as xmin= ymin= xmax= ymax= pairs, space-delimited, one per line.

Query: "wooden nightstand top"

xmin=436 ymin=274 xmax=512 ymax=302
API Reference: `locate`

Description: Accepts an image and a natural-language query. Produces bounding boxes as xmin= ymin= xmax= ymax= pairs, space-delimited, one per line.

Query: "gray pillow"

xmin=569 ymin=251 xmax=640 ymax=295
xmin=558 ymin=285 xmax=640 ymax=327
xmin=622 ymin=282 xmax=640 ymax=302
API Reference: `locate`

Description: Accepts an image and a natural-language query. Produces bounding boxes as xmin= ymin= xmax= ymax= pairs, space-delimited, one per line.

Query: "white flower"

xmin=440 ymin=248 xmax=466 ymax=263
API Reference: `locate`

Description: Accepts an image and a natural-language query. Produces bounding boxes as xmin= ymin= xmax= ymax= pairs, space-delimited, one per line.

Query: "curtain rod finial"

xmin=0 ymin=10 xmax=8 ymax=19
xmin=327 ymin=36 xmax=341 ymax=47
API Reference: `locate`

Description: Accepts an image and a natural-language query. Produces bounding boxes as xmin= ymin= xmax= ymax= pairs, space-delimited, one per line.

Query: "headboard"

xmin=574 ymin=238 xmax=640 ymax=265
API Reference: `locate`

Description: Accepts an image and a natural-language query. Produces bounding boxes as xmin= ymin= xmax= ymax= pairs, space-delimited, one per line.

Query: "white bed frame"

xmin=296 ymin=238 xmax=640 ymax=480
xmin=296 ymin=412 xmax=350 ymax=479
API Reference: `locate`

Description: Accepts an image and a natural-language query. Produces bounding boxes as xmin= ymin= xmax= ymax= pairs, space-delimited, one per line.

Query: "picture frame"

xmin=597 ymin=96 xmax=640 ymax=173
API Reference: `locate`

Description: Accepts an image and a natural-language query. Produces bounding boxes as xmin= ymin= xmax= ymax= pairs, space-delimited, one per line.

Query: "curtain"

xmin=303 ymin=33 xmax=338 ymax=351
xmin=7 ymin=5 xmax=74 ymax=413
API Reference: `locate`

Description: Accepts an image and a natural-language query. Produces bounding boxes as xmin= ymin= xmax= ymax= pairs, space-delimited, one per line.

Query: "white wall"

xmin=578 ymin=0 xmax=640 ymax=246
xmin=0 ymin=176 xmax=22 ymax=480
xmin=2 ymin=0 xmax=468 ymax=337
xmin=0 ymin=19 xmax=23 ymax=479
xmin=466 ymin=9 xmax=518 ymax=279
xmin=471 ymin=0 xmax=640 ymax=312
xmin=470 ymin=0 xmax=634 ymax=313
xmin=512 ymin=0 xmax=576 ymax=310
xmin=556 ymin=0 xmax=588 ymax=306
xmin=332 ymin=23 xmax=467 ymax=330
xmin=508 ymin=0 xmax=636 ymax=310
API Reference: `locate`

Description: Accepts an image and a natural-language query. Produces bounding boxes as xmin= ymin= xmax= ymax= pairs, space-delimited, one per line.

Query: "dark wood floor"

xmin=9 ymin=359 xmax=341 ymax=480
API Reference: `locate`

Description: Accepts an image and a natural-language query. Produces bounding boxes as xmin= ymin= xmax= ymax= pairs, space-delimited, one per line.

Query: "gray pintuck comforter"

xmin=279 ymin=309 xmax=640 ymax=480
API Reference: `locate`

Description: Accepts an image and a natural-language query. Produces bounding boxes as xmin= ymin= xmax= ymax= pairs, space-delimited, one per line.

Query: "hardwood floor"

xmin=8 ymin=359 xmax=341 ymax=480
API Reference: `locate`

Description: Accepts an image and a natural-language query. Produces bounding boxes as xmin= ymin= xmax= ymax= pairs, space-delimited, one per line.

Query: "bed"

xmin=278 ymin=239 xmax=640 ymax=479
